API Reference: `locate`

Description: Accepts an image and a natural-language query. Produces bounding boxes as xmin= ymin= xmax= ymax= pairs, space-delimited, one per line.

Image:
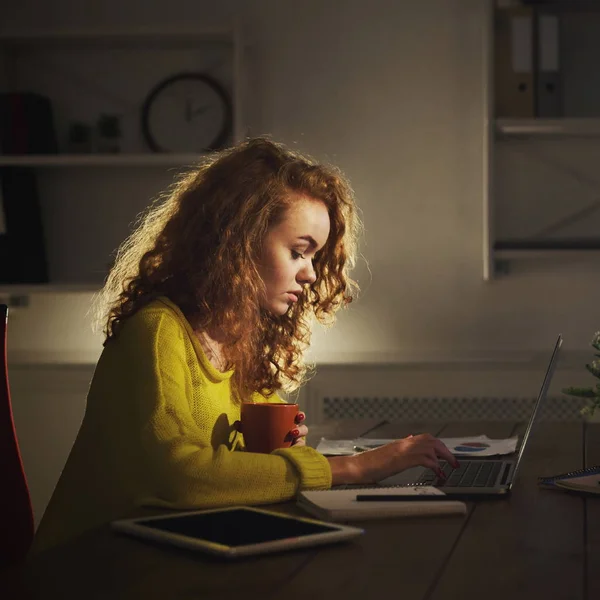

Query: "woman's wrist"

xmin=327 ymin=455 xmax=365 ymax=486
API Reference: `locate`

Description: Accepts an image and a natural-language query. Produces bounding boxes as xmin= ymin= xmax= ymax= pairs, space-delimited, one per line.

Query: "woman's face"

xmin=257 ymin=195 xmax=330 ymax=315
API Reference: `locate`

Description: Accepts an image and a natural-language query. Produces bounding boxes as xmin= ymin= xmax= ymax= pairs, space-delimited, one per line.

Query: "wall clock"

xmin=141 ymin=72 xmax=233 ymax=153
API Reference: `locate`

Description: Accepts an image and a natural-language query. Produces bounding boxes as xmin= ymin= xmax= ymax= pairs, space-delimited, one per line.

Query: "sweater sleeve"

xmin=125 ymin=310 xmax=331 ymax=510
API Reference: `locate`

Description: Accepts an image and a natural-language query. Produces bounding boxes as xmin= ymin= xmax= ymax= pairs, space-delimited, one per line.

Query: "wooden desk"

xmin=2 ymin=419 xmax=599 ymax=600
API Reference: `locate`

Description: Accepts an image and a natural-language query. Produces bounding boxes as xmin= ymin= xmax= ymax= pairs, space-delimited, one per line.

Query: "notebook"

xmin=297 ymin=486 xmax=467 ymax=522
xmin=538 ymin=465 xmax=600 ymax=495
xmin=375 ymin=335 xmax=563 ymax=497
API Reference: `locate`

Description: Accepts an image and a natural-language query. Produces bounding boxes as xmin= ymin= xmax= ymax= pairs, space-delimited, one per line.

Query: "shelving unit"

xmin=485 ymin=0 xmax=600 ymax=279
xmin=0 ymin=23 xmax=244 ymax=293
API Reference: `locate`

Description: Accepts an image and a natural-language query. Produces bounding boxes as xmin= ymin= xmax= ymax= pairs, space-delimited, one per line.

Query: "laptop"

xmin=376 ymin=335 xmax=563 ymax=497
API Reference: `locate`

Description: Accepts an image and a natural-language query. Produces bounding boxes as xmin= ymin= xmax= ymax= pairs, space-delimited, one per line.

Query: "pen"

xmin=356 ymin=494 xmax=452 ymax=502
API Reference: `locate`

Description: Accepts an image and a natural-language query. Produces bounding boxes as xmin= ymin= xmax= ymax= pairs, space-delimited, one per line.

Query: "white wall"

xmin=6 ymin=0 xmax=600 ymax=525
xmin=4 ymin=0 xmax=600 ymax=367
xmin=10 ymin=365 xmax=95 ymax=525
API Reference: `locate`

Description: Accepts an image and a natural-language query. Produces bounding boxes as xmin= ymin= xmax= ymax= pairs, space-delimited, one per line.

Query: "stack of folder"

xmin=495 ymin=4 xmax=562 ymax=118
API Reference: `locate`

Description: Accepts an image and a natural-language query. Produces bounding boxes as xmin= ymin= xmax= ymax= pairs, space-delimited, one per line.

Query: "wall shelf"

xmin=0 ymin=28 xmax=232 ymax=45
xmin=496 ymin=118 xmax=600 ymax=137
xmin=0 ymin=154 xmax=206 ymax=167
xmin=518 ymin=0 xmax=600 ymax=13
xmin=0 ymin=283 xmax=100 ymax=294
xmin=495 ymin=248 xmax=600 ymax=260
xmin=492 ymin=239 xmax=600 ymax=274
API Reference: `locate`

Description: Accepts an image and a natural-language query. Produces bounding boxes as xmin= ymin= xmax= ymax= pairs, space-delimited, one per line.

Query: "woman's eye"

xmin=291 ymin=250 xmax=305 ymax=260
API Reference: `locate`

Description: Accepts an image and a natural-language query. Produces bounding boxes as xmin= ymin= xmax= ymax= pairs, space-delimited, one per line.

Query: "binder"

xmin=0 ymin=93 xmax=58 ymax=155
xmin=0 ymin=168 xmax=49 ymax=283
xmin=494 ymin=6 xmax=535 ymax=118
xmin=0 ymin=183 xmax=6 ymax=236
xmin=535 ymin=10 xmax=562 ymax=117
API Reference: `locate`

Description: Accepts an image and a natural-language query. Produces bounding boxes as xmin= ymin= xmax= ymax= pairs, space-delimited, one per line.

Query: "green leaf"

xmin=586 ymin=363 xmax=600 ymax=379
xmin=581 ymin=405 xmax=595 ymax=418
xmin=562 ymin=386 xmax=598 ymax=398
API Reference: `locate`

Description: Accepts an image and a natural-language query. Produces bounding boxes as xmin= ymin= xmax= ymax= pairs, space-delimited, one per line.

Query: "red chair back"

xmin=0 ymin=304 xmax=34 ymax=567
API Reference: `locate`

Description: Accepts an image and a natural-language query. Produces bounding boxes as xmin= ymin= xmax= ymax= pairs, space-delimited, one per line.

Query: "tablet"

xmin=111 ymin=506 xmax=364 ymax=559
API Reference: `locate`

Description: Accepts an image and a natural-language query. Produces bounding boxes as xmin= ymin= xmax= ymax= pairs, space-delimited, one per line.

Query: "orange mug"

xmin=240 ymin=402 xmax=299 ymax=454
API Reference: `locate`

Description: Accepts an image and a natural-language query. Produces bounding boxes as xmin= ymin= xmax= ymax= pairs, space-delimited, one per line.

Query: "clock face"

xmin=142 ymin=73 xmax=232 ymax=153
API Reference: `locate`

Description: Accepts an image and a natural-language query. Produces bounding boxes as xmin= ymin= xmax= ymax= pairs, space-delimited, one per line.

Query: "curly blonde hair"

xmin=93 ymin=137 xmax=361 ymax=402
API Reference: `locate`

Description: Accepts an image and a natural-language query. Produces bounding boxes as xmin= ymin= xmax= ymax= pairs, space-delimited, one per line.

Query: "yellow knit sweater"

xmin=32 ymin=297 xmax=331 ymax=553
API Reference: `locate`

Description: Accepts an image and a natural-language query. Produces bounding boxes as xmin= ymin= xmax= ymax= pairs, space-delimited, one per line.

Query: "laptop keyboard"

xmin=331 ymin=460 xmax=506 ymax=491
xmin=418 ymin=460 xmax=504 ymax=488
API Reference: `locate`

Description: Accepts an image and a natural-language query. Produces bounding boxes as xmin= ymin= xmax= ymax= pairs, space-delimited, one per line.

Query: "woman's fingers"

xmin=350 ymin=432 xmax=458 ymax=484
xmin=409 ymin=434 xmax=459 ymax=469
xmin=435 ymin=467 xmax=447 ymax=480
xmin=419 ymin=440 xmax=457 ymax=478
xmin=416 ymin=452 xmax=447 ymax=480
xmin=292 ymin=424 xmax=308 ymax=438
xmin=433 ymin=439 xmax=460 ymax=468
xmin=295 ymin=411 xmax=306 ymax=425
xmin=290 ymin=423 xmax=308 ymax=446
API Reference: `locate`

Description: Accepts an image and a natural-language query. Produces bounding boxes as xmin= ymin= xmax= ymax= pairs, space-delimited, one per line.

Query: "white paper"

xmin=352 ymin=438 xmax=399 ymax=451
xmin=316 ymin=435 xmax=518 ymax=457
xmin=298 ymin=485 xmax=468 ymax=522
xmin=315 ymin=438 xmax=357 ymax=455
xmin=348 ymin=485 xmax=447 ymax=497
xmin=315 ymin=437 xmax=401 ymax=455
xmin=439 ymin=435 xmax=518 ymax=457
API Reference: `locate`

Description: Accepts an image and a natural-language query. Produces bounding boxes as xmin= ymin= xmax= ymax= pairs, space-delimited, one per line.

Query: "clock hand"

xmin=192 ymin=105 xmax=210 ymax=117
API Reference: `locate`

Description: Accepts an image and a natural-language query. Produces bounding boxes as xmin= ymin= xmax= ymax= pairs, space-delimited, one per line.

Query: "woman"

xmin=32 ymin=137 xmax=457 ymax=553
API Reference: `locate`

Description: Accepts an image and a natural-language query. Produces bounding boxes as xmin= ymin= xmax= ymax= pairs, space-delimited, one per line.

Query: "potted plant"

xmin=562 ymin=332 xmax=600 ymax=418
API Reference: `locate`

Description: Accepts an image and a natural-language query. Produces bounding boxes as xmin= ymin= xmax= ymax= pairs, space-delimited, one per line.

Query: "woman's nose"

xmin=298 ymin=261 xmax=317 ymax=285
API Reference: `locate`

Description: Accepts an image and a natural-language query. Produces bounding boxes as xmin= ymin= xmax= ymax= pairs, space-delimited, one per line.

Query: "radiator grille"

xmin=322 ymin=396 xmax=587 ymax=422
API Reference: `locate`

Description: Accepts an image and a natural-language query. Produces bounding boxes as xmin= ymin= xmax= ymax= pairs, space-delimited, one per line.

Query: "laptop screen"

xmin=510 ymin=335 xmax=563 ymax=478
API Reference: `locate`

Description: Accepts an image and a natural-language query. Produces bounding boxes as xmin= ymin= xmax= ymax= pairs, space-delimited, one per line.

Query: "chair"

xmin=0 ymin=304 xmax=34 ymax=567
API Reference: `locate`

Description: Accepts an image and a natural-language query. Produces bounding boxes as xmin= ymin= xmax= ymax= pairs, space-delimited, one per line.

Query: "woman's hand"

xmin=328 ymin=433 xmax=459 ymax=486
xmin=290 ymin=411 xmax=308 ymax=447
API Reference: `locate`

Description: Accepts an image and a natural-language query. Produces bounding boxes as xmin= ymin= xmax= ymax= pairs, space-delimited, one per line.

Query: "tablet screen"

xmin=136 ymin=507 xmax=340 ymax=547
